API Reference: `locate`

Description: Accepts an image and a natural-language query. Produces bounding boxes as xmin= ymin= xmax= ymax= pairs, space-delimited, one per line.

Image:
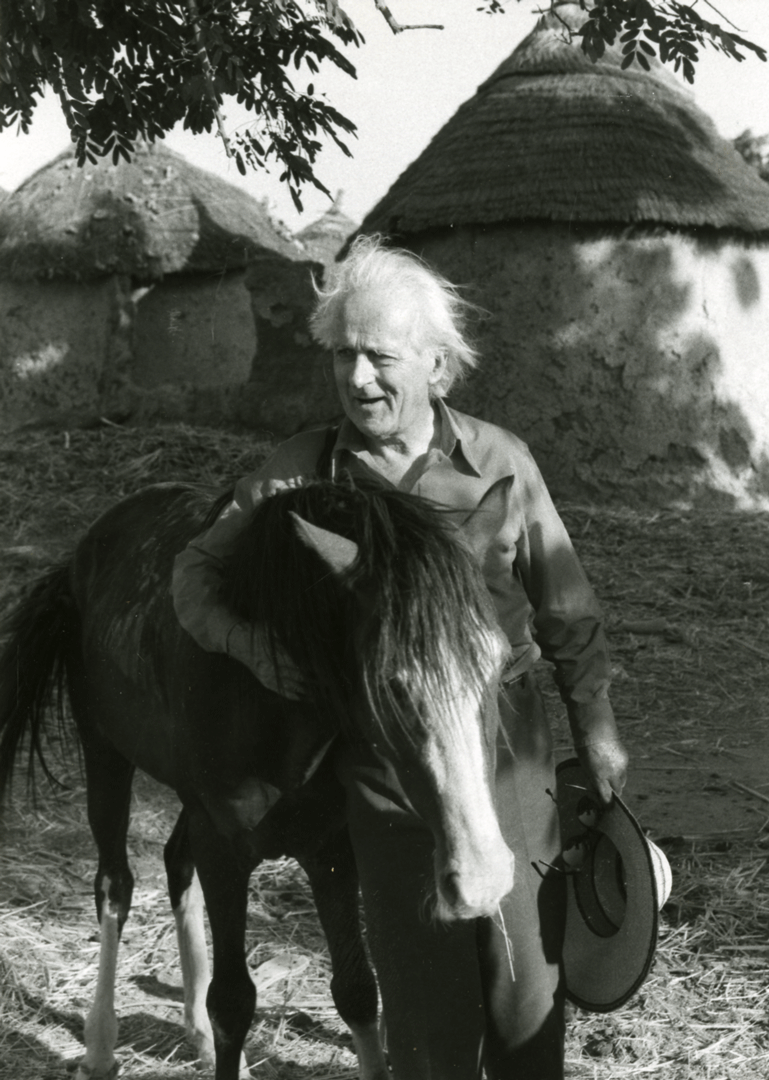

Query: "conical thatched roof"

xmin=0 ymin=142 xmax=300 ymax=282
xmin=359 ymin=1 xmax=769 ymax=236
xmin=295 ymin=191 xmax=357 ymax=265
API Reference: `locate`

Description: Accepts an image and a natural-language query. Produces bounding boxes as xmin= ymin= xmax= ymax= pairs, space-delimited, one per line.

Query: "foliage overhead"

xmin=572 ymin=0 xmax=766 ymax=85
xmin=0 ymin=1 xmax=765 ymax=208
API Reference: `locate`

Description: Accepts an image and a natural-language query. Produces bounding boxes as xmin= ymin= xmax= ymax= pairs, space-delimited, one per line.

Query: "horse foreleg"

xmin=298 ymin=828 xmax=390 ymax=1080
xmin=188 ymin=807 xmax=255 ymax=1080
xmin=75 ymin=738 xmax=135 ymax=1080
xmin=74 ymin=873 xmax=127 ymax=1080
xmin=165 ymin=809 xmax=217 ymax=1071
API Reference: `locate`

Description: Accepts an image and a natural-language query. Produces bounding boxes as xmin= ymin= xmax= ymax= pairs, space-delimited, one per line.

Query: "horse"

xmin=0 ymin=475 xmax=515 ymax=1080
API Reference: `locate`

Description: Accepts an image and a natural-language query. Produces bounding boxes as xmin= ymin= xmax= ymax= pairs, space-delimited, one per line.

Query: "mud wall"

xmin=0 ymin=270 xmax=259 ymax=431
xmin=0 ymin=277 xmax=120 ymax=428
xmin=413 ymin=223 xmax=769 ymax=507
xmin=240 ymin=254 xmax=339 ymax=437
xmin=133 ymin=269 xmax=255 ymax=388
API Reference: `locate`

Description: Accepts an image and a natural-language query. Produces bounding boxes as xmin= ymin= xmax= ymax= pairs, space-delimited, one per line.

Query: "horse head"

xmin=273 ymin=481 xmax=515 ymax=921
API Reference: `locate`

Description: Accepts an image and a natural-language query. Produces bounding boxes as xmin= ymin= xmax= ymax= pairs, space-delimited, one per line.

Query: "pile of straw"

xmin=0 ymin=423 xmax=271 ymax=612
xmin=1 ymin=422 xmax=767 ymax=1078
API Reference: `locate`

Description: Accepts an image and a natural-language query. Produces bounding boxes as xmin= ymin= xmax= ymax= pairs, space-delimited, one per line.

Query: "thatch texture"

xmin=359 ymin=1 xmax=769 ymax=236
xmin=0 ymin=142 xmax=299 ymax=283
xmin=295 ymin=192 xmax=357 ymax=265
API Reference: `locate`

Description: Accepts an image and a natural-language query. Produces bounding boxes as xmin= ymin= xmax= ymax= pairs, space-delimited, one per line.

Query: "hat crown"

xmin=556 ymin=759 xmax=673 ymax=1012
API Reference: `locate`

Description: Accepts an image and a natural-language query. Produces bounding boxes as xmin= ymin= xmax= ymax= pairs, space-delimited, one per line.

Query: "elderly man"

xmin=172 ymin=236 xmax=628 ymax=1079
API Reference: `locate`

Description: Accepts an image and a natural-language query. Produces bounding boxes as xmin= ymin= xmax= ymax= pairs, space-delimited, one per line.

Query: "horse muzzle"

xmin=433 ymin=845 xmax=515 ymax=922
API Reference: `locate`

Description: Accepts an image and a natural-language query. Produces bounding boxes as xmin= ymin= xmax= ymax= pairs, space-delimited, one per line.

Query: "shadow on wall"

xmin=417 ymin=223 xmax=769 ymax=508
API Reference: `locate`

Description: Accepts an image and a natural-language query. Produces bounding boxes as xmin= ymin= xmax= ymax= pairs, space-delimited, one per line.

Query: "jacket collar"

xmin=332 ymin=398 xmax=482 ymax=478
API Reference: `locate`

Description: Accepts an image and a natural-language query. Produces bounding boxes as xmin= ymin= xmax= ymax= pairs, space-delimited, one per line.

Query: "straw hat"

xmin=556 ymin=758 xmax=672 ymax=1013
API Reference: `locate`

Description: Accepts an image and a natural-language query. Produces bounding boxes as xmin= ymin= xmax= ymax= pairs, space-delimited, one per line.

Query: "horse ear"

xmin=289 ymin=511 xmax=359 ymax=575
xmin=460 ymin=475 xmax=514 ymax=561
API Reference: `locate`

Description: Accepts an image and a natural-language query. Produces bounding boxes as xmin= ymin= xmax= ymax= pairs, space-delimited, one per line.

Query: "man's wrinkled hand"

xmin=576 ymin=738 xmax=629 ymax=805
xmin=262 ymin=476 xmax=305 ymax=499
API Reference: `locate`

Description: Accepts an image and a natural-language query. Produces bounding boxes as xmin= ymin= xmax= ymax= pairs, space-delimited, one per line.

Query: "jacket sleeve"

xmin=172 ymin=470 xmax=269 ymax=655
xmin=512 ymin=448 xmax=620 ymax=750
xmin=172 ymin=429 xmax=329 ymax=655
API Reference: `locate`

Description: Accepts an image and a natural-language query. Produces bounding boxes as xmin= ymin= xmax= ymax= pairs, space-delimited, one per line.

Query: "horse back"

xmin=72 ymin=484 xmax=212 ymax=687
xmin=69 ymin=484 xmax=336 ymax=807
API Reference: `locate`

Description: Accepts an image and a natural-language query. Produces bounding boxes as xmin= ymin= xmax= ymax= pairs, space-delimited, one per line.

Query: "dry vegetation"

xmin=1 ymin=422 xmax=768 ymax=1080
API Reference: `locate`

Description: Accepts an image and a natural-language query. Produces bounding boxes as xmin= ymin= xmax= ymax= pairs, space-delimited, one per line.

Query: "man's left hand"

xmin=576 ymin=738 xmax=629 ymax=805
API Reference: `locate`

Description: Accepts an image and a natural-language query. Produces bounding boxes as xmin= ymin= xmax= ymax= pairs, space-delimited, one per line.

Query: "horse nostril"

xmin=441 ymin=872 xmax=462 ymax=908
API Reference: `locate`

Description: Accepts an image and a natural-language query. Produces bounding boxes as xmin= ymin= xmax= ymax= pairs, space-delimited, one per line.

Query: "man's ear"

xmin=428 ymin=349 xmax=449 ymax=388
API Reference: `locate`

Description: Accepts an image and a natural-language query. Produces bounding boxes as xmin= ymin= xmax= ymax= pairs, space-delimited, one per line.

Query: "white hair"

xmin=309 ymin=234 xmax=480 ymax=397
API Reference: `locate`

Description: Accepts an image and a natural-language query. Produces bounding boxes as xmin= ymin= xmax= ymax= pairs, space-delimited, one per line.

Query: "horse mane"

xmin=218 ymin=476 xmax=503 ymax=745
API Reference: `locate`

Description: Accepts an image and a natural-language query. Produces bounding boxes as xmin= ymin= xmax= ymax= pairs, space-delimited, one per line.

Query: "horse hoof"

xmin=72 ymin=1061 xmax=120 ymax=1080
xmin=191 ymin=1042 xmax=216 ymax=1071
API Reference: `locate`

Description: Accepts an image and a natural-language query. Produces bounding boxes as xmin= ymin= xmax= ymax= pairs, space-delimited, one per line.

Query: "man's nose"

xmin=348 ymin=352 xmax=375 ymax=386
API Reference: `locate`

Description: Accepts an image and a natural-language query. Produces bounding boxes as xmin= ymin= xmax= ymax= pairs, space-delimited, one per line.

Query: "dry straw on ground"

xmin=1 ymin=422 xmax=768 ymax=1079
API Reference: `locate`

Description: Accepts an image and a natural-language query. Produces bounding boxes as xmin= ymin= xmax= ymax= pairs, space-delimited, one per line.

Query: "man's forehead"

xmin=335 ymin=287 xmax=423 ymax=344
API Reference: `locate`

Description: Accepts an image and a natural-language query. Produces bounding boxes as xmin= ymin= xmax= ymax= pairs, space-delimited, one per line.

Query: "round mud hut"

xmin=0 ymin=142 xmax=300 ymax=429
xmin=357 ymin=0 xmax=769 ymax=506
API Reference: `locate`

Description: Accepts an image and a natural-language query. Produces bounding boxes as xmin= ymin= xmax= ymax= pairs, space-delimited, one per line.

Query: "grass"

xmin=1 ymin=421 xmax=768 ymax=1079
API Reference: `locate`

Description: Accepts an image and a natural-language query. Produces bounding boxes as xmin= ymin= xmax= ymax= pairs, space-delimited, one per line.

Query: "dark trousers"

xmin=338 ymin=672 xmax=566 ymax=1080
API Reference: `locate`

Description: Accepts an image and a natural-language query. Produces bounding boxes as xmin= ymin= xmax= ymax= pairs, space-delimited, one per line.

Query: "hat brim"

xmin=557 ymin=759 xmax=660 ymax=1012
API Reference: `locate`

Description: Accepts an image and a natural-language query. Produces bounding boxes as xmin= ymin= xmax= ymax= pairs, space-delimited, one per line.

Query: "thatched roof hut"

xmin=0 ymin=142 xmax=306 ymax=429
xmin=362 ymin=3 xmax=769 ymax=237
xmin=295 ymin=191 xmax=357 ymax=265
xmin=0 ymin=142 xmax=297 ymax=281
xmin=356 ymin=0 xmax=769 ymax=506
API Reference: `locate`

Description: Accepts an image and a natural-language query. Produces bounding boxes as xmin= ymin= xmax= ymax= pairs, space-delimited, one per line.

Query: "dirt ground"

xmin=548 ymin=503 xmax=769 ymax=844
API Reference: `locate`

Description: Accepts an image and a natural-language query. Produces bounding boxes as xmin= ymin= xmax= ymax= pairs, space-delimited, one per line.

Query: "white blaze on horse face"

xmin=430 ymin=692 xmax=514 ymax=921
xmin=398 ymin=626 xmax=514 ymax=921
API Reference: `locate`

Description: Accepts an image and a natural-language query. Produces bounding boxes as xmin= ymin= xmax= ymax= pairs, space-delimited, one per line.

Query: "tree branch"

xmin=699 ymin=0 xmax=741 ymax=32
xmin=371 ymin=0 xmax=443 ymax=34
xmin=186 ymin=0 xmax=234 ymax=158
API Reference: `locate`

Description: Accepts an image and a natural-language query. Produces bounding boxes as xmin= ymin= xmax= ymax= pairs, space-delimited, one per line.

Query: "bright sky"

xmin=1 ymin=1 xmax=768 ymax=232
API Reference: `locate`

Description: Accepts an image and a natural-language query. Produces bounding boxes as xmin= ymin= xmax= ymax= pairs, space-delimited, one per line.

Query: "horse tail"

xmin=0 ymin=564 xmax=79 ymax=801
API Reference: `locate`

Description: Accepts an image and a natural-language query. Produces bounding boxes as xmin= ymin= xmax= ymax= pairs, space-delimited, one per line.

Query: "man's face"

xmin=331 ymin=288 xmax=444 ymax=444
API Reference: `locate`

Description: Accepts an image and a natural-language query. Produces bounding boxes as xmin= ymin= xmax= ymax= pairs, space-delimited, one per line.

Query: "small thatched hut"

xmin=295 ymin=192 xmax=357 ymax=266
xmin=357 ymin=0 xmax=769 ymax=506
xmin=0 ymin=142 xmax=301 ymax=428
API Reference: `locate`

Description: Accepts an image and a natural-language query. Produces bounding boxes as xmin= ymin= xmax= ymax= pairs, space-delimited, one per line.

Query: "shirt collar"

xmin=436 ymin=399 xmax=482 ymax=477
xmin=331 ymin=399 xmax=482 ymax=478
